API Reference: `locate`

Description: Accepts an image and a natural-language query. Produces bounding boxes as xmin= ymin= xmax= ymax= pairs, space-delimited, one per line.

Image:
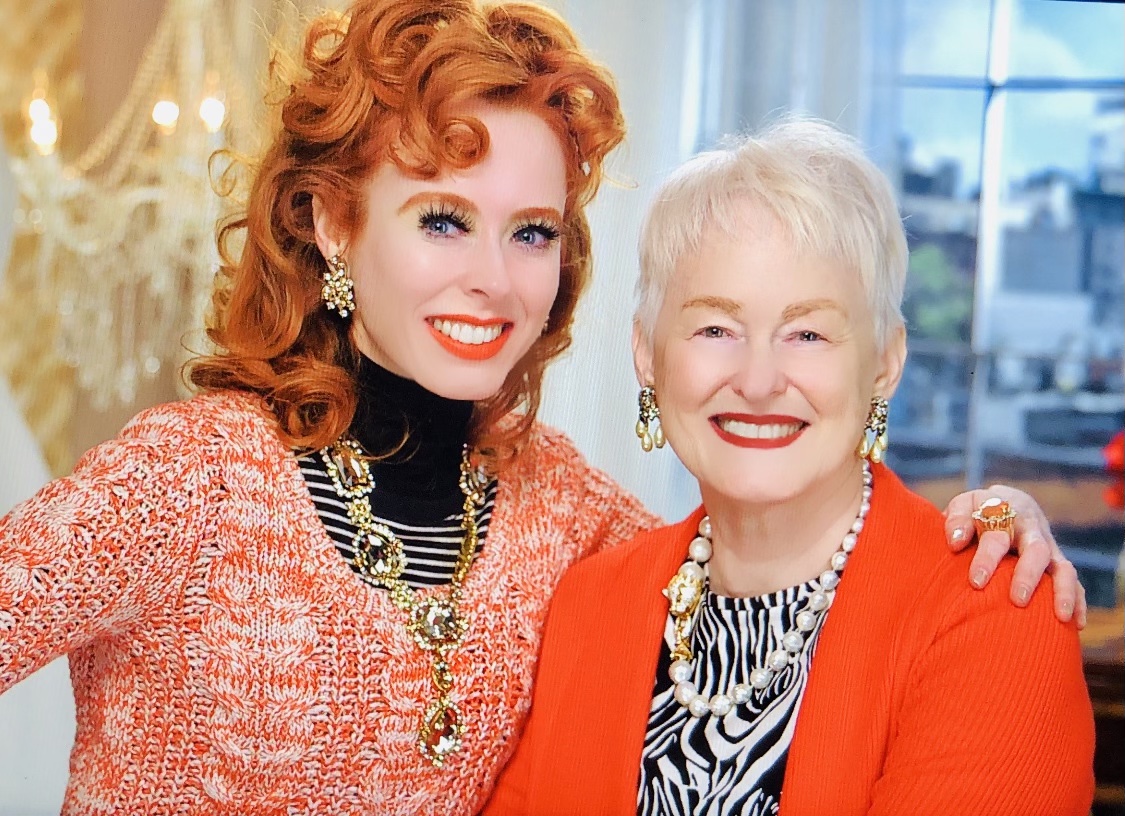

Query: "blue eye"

xmin=419 ymin=206 xmax=472 ymax=236
xmin=796 ymin=330 xmax=824 ymax=342
xmin=513 ymin=222 xmax=561 ymax=249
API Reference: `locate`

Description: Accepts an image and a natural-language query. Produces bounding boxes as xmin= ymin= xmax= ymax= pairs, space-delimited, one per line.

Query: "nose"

xmin=730 ymin=340 xmax=787 ymax=403
xmin=463 ymin=238 xmax=513 ymax=300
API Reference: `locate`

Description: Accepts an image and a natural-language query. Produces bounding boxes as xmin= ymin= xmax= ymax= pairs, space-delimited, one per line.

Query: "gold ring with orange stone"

xmin=971 ymin=497 xmax=1018 ymax=543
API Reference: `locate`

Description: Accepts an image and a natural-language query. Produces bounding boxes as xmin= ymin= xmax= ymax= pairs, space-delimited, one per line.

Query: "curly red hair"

xmin=188 ymin=0 xmax=625 ymax=466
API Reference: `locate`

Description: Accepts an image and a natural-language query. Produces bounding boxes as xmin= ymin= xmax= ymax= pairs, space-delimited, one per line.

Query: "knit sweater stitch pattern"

xmin=0 ymin=391 xmax=656 ymax=815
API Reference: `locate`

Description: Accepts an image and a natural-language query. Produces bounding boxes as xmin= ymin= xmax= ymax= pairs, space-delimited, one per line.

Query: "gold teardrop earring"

xmin=858 ymin=396 xmax=889 ymax=463
xmin=635 ymin=385 xmax=666 ymax=452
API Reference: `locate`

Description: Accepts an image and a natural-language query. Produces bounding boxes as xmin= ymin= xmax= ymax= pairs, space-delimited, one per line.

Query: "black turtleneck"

xmin=295 ymin=354 xmax=496 ymax=588
xmin=350 ymin=354 xmax=474 ymax=496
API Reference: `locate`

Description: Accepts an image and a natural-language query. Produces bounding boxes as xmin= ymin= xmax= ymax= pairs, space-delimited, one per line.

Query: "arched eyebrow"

xmin=781 ymin=299 xmax=846 ymax=322
xmin=681 ymin=295 xmax=742 ymax=317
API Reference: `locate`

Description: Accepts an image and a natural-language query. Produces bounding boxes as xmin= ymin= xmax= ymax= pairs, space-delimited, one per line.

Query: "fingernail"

xmin=971 ymin=567 xmax=988 ymax=588
xmin=1079 ymin=611 xmax=1088 ymax=629
xmin=1016 ymin=586 xmax=1031 ymax=605
xmin=1059 ymin=601 xmax=1073 ymax=620
xmin=951 ymin=528 xmax=965 ymax=542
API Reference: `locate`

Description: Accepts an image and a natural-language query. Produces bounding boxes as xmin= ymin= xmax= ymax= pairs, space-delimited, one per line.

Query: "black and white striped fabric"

xmin=297 ymin=450 xmax=498 ymax=589
xmin=637 ymin=583 xmax=831 ymax=816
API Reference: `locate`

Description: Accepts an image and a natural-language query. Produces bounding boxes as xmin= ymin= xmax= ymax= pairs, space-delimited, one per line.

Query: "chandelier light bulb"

xmin=29 ymin=117 xmax=58 ymax=155
xmin=152 ymin=99 xmax=180 ymax=130
xmin=198 ymin=96 xmax=225 ymax=133
xmin=28 ymin=97 xmax=52 ymax=123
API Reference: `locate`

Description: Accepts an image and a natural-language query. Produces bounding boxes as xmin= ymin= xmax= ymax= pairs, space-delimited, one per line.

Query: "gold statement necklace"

xmin=322 ymin=436 xmax=488 ymax=767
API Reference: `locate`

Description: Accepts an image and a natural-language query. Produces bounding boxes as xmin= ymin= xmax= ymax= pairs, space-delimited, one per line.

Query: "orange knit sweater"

xmin=0 ymin=391 xmax=657 ymax=815
xmin=485 ymin=465 xmax=1095 ymax=815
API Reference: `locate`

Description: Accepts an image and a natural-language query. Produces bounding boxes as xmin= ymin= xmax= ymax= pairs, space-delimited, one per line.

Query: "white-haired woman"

xmin=483 ymin=119 xmax=1094 ymax=815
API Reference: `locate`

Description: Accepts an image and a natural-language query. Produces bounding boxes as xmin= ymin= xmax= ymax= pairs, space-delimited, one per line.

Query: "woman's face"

xmin=316 ymin=104 xmax=567 ymax=401
xmin=635 ymin=204 xmax=905 ymax=508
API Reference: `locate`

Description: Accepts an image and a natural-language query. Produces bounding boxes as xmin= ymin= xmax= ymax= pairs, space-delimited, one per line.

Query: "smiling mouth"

xmin=427 ymin=316 xmax=512 ymax=361
xmin=712 ymin=417 xmax=808 ymax=448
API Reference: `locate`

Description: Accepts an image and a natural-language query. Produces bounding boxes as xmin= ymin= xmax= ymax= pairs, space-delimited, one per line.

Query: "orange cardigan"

xmin=484 ymin=465 xmax=1095 ymax=816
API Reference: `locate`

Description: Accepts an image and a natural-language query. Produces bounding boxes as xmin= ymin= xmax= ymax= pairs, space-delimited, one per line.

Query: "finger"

xmin=968 ymin=529 xmax=1012 ymax=589
xmin=1048 ymin=556 xmax=1079 ymax=623
xmin=943 ymin=488 xmax=991 ymax=552
xmin=1008 ymin=530 xmax=1052 ymax=607
xmin=986 ymin=484 xmax=1056 ymax=548
xmin=1076 ymin=581 xmax=1088 ymax=630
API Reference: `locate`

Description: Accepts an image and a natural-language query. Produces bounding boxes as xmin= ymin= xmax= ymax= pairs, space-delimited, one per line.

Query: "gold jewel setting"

xmin=321 ymin=436 xmax=488 ymax=766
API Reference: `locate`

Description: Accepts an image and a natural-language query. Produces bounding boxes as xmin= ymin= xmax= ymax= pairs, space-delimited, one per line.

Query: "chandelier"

xmin=8 ymin=0 xmax=251 ymax=409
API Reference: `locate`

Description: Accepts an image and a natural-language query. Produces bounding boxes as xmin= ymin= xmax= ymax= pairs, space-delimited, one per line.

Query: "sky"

xmin=899 ymin=0 xmax=1124 ymax=195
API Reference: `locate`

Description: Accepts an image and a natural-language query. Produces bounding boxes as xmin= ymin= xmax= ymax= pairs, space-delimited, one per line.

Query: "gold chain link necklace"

xmin=321 ymin=436 xmax=488 ymax=767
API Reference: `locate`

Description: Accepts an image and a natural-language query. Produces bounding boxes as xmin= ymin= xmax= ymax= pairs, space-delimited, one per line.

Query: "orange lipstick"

xmin=427 ymin=315 xmax=511 ymax=361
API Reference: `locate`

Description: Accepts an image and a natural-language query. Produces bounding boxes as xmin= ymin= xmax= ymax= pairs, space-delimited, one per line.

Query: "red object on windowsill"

xmin=1104 ymin=431 xmax=1123 ymax=510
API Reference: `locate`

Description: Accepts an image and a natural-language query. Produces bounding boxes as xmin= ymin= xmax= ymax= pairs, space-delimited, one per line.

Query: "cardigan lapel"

xmin=585 ymin=509 xmax=707 ymax=813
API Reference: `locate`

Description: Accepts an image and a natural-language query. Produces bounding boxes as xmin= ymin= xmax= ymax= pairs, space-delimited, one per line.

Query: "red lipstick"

xmin=711 ymin=414 xmax=807 ymax=449
xmin=427 ymin=315 xmax=511 ymax=361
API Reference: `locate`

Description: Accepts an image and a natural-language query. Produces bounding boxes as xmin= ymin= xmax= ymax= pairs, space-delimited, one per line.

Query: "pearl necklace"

xmin=321 ymin=436 xmax=489 ymax=766
xmin=662 ymin=461 xmax=872 ymax=719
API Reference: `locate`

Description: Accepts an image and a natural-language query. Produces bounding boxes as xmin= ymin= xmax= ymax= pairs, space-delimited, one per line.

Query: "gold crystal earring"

xmin=635 ymin=385 xmax=666 ymax=452
xmin=858 ymin=396 xmax=889 ymax=463
xmin=322 ymin=254 xmax=356 ymax=317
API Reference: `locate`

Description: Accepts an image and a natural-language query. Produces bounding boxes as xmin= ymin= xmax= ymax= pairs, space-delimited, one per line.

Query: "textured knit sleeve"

xmin=0 ymin=402 xmax=219 ymax=693
xmin=868 ymin=562 xmax=1095 ymax=815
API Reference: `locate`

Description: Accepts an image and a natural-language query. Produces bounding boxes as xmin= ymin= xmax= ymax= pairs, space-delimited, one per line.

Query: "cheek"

xmin=517 ymin=258 xmax=562 ymax=316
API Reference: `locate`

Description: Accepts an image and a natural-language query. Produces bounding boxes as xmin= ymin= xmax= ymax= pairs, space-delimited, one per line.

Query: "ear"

xmin=632 ymin=319 xmax=655 ymax=387
xmin=311 ymin=194 xmax=347 ymax=260
xmin=873 ymin=324 xmax=907 ymax=402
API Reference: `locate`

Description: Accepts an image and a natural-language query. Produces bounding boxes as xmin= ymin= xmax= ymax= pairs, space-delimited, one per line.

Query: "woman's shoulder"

xmin=118 ymin=389 xmax=275 ymax=448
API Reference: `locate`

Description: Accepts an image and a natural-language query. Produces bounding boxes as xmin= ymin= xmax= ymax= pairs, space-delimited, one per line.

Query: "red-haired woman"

xmin=0 ymin=1 xmax=1085 ymax=813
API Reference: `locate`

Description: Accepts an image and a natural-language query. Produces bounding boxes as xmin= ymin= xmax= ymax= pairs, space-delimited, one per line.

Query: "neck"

xmin=350 ymin=354 xmax=474 ymax=494
xmin=700 ymin=461 xmax=867 ymax=598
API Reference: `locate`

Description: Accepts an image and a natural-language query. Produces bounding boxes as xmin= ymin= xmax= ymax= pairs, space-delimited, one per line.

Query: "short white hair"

xmin=636 ymin=117 xmax=907 ymax=349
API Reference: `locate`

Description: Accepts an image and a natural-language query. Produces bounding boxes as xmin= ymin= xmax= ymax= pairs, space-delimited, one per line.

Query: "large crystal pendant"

xmin=419 ymin=698 xmax=464 ymax=766
xmin=352 ymin=524 xmax=405 ymax=584
xmin=410 ymin=599 xmax=466 ymax=651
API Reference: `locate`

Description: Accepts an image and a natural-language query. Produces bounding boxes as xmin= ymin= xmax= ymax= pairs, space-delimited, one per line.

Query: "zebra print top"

xmin=637 ymin=582 xmax=831 ymax=816
xmin=297 ymin=449 xmax=498 ymax=588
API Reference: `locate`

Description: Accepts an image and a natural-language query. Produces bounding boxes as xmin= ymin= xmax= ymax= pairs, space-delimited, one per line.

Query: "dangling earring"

xmin=859 ymin=396 xmax=889 ymax=463
xmin=635 ymin=385 xmax=666 ymax=452
xmin=322 ymin=254 xmax=356 ymax=317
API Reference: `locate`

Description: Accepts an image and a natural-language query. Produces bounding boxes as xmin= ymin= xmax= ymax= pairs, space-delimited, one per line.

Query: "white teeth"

xmin=720 ymin=419 xmax=803 ymax=440
xmin=432 ymin=319 xmax=504 ymax=345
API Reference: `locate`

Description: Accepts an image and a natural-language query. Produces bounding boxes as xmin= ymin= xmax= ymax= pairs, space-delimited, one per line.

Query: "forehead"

xmin=374 ymin=105 xmax=568 ymax=207
xmin=666 ymin=214 xmax=866 ymax=314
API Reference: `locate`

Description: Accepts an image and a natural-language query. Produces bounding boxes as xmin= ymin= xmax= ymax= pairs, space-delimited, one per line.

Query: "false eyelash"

xmin=515 ymin=219 xmax=561 ymax=241
xmin=418 ymin=203 xmax=474 ymax=233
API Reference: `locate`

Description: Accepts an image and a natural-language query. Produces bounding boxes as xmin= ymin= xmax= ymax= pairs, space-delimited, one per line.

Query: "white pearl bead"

xmin=674 ymin=681 xmax=698 ymax=705
xmin=688 ymin=536 xmax=712 ymax=563
xmin=708 ymin=694 xmax=733 ymax=717
xmin=678 ymin=561 xmax=705 ymax=582
xmin=809 ymin=591 xmax=830 ymax=611
xmin=767 ymin=649 xmax=789 ymax=671
xmin=859 ymin=501 xmax=871 ymax=516
xmin=820 ymin=570 xmax=839 ymax=590
xmin=796 ymin=610 xmax=816 ymax=631
xmin=669 ymin=659 xmax=693 ymax=684
xmin=851 ymin=517 xmax=865 ymax=533
xmin=688 ymin=695 xmax=710 ymax=717
xmin=831 ymin=551 xmax=848 ymax=570
xmin=698 ymin=516 xmax=712 ymax=538
xmin=841 ymin=532 xmax=857 ymax=552
xmin=733 ymin=682 xmax=754 ymax=701
xmin=749 ymin=668 xmax=772 ymax=690
xmin=782 ymin=631 xmax=804 ymax=652
xmin=862 ymin=486 xmax=872 ymax=499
